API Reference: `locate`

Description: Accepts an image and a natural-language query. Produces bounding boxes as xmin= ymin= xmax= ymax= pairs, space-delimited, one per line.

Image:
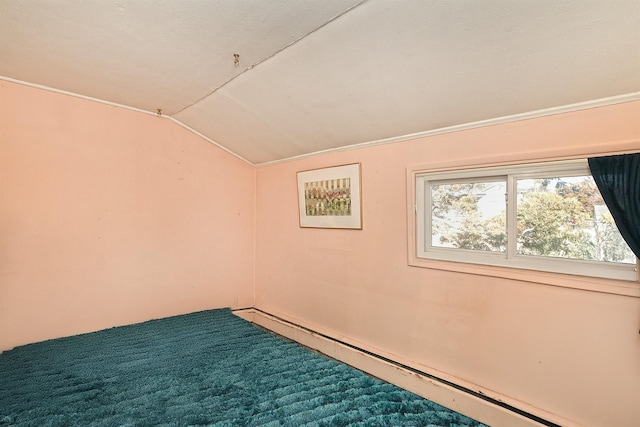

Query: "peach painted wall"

xmin=0 ymin=81 xmax=255 ymax=351
xmin=255 ymin=102 xmax=640 ymax=427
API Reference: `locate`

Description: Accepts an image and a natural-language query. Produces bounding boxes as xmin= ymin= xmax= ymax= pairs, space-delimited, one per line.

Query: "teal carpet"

xmin=0 ymin=309 xmax=486 ymax=426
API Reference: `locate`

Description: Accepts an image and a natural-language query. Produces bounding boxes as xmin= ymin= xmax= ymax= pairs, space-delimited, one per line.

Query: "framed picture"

xmin=297 ymin=163 xmax=362 ymax=229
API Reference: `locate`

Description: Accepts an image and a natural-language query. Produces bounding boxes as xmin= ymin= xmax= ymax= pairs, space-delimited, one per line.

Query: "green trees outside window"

xmin=429 ymin=175 xmax=634 ymax=264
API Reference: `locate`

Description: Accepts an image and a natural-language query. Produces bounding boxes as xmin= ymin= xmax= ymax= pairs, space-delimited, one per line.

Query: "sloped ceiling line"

xmin=173 ymin=0 xmax=369 ymax=117
xmin=168 ymin=116 xmax=255 ymax=165
xmin=0 ymin=75 xmax=256 ymax=166
xmin=254 ymin=92 xmax=640 ymax=167
xmin=3 ymin=75 xmax=640 ymax=169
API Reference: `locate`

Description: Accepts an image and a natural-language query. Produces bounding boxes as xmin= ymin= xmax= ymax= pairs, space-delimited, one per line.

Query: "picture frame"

xmin=297 ymin=163 xmax=362 ymax=229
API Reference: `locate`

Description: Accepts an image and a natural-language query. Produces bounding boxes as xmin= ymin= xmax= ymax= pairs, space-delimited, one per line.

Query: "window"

xmin=415 ymin=160 xmax=638 ymax=281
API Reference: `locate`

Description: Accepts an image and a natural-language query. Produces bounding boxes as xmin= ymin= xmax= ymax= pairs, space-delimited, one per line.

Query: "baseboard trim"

xmin=233 ymin=307 xmax=575 ymax=427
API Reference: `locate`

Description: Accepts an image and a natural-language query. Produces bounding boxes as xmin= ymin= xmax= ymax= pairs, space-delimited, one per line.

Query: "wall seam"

xmin=252 ymin=167 xmax=258 ymax=307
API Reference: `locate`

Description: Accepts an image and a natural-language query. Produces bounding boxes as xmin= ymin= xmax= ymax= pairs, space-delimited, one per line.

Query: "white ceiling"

xmin=2 ymin=0 xmax=640 ymax=165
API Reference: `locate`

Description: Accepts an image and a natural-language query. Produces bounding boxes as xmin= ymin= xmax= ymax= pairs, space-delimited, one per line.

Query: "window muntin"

xmin=416 ymin=160 xmax=637 ymax=281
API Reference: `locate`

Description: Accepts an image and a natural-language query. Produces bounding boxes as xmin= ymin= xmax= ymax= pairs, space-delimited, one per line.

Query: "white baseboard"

xmin=233 ymin=307 xmax=576 ymax=427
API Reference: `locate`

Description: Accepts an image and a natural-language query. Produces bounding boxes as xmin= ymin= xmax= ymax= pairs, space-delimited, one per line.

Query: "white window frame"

xmin=413 ymin=159 xmax=638 ymax=282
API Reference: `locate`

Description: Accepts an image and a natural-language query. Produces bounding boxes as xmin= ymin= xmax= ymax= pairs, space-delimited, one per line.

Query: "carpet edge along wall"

xmin=0 ymin=308 xmax=486 ymax=426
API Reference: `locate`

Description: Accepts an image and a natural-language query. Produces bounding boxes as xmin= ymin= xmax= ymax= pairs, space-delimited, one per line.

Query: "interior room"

xmin=1 ymin=1 xmax=639 ymax=426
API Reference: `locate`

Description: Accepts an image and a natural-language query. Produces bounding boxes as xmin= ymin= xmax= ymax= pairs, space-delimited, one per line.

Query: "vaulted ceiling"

xmin=2 ymin=1 xmax=639 ymax=165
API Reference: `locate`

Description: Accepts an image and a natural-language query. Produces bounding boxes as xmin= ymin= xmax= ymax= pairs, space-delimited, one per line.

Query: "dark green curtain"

xmin=588 ymin=153 xmax=640 ymax=259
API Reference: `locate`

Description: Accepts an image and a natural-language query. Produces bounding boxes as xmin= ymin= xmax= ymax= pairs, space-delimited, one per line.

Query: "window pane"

xmin=430 ymin=181 xmax=506 ymax=252
xmin=516 ymin=176 xmax=635 ymax=263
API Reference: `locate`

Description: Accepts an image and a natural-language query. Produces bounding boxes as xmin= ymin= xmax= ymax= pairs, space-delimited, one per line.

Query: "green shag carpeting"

xmin=0 ymin=308 xmax=487 ymax=426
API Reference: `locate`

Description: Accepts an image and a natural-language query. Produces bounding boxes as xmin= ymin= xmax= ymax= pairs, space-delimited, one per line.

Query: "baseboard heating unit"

xmin=233 ymin=307 xmax=573 ymax=427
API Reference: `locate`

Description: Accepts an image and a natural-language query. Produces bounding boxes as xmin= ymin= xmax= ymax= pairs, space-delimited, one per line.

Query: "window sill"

xmin=408 ymin=255 xmax=640 ymax=298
